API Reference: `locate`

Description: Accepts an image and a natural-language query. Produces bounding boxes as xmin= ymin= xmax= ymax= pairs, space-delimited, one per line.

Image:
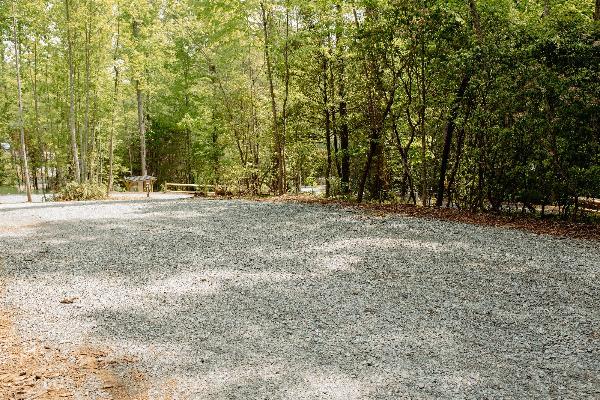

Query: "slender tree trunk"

xmin=435 ymin=0 xmax=483 ymax=207
xmin=433 ymin=0 xmax=482 ymax=207
xmin=331 ymin=68 xmax=341 ymax=178
xmin=446 ymin=127 xmax=465 ymax=208
xmin=33 ymin=36 xmax=46 ymax=195
xmin=65 ymin=0 xmax=81 ymax=183
xmin=13 ymin=15 xmax=32 ymax=202
xmin=108 ymin=6 xmax=120 ymax=195
xmin=357 ymin=129 xmax=377 ymax=203
xmin=435 ymin=73 xmax=471 ymax=207
xmin=136 ymin=82 xmax=146 ymax=176
xmin=323 ymin=55 xmax=332 ymax=197
xmin=249 ymin=63 xmax=261 ymax=193
xmin=132 ymin=20 xmax=147 ymax=177
xmin=419 ymin=33 xmax=427 ymax=206
xmin=392 ymin=119 xmax=417 ymax=204
xmin=336 ymin=4 xmax=350 ymax=194
xmin=183 ymin=64 xmax=193 ymax=183
xmin=260 ymin=2 xmax=283 ymax=194
xmin=42 ymin=45 xmax=52 ymax=189
xmin=281 ymin=4 xmax=290 ymax=192
xmin=82 ymin=15 xmax=91 ymax=182
xmin=595 ymin=0 xmax=600 ymax=21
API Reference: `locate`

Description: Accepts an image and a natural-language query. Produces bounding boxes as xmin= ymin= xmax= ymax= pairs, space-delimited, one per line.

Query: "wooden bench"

xmin=164 ymin=183 xmax=215 ymax=196
xmin=579 ymin=197 xmax=600 ymax=213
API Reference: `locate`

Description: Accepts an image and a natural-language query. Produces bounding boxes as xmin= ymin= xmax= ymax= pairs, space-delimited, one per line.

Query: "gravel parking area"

xmin=1 ymin=198 xmax=599 ymax=399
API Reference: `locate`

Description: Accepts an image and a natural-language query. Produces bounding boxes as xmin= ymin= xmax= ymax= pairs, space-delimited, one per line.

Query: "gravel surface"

xmin=0 ymin=193 xmax=53 ymax=204
xmin=0 ymin=198 xmax=599 ymax=399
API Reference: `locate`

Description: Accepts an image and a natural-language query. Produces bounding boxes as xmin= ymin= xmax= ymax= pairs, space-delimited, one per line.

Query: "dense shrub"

xmin=55 ymin=182 xmax=107 ymax=202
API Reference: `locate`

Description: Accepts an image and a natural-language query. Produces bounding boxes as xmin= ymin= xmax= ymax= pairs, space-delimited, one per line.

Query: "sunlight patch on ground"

xmin=314 ymin=254 xmax=362 ymax=273
xmin=289 ymin=370 xmax=368 ymax=399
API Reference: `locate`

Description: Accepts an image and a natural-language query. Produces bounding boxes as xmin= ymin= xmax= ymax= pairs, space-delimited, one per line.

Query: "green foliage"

xmin=56 ymin=182 xmax=107 ymax=202
xmin=0 ymin=0 xmax=598 ymax=215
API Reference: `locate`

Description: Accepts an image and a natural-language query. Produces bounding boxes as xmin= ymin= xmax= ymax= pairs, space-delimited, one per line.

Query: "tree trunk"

xmin=435 ymin=73 xmax=471 ymax=207
xmin=392 ymin=119 xmax=417 ymax=204
xmin=436 ymin=0 xmax=482 ymax=207
xmin=33 ymin=36 xmax=47 ymax=196
xmin=13 ymin=15 xmax=32 ymax=202
xmin=65 ymin=0 xmax=81 ymax=183
xmin=281 ymin=4 xmax=290 ymax=192
xmin=446 ymin=126 xmax=466 ymax=208
xmin=183 ymin=64 xmax=193 ymax=183
xmin=357 ymin=86 xmax=396 ymax=203
xmin=82 ymin=15 xmax=91 ymax=182
xmin=108 ymin=7 xmax=120 ymax=196
xmin=260 ymin=2 xmax=284 ymax=195
xmin=355 ymin=6 xmax=396 ymax=203
xmin=419 ymin=28 xmax=427 ymax=206
xmin=328 ymin=39 xmax=340 ymax=180
xmin=136 ymin=82 xmax=146 ymax=176
xmin=323 ymin=55 xmax=332 ymax=197
xmin=469 ymin=0 xmax=483 ymax=39
xmin=595 ymin=0 xmax=600 ymax=21
xmin=132 ymin=19 xmax=147 ymax=177
xmin=336 ymin=4 xmax=350 ymax=194
xmin=357 ymin=128 xmax=377 ymax=204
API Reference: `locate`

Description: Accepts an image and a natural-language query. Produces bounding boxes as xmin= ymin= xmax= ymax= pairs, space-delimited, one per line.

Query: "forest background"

xmin=1 ymin=0 xmax=599 ymax=216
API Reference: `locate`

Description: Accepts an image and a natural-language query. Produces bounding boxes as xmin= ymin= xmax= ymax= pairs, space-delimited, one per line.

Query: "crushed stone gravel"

xmin=0 ymin=197 xmax=599 ymax=399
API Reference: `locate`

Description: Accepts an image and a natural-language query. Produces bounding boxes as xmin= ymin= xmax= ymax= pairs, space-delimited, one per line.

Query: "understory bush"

xmin=56 ymin=182 xmax=107 ymax=202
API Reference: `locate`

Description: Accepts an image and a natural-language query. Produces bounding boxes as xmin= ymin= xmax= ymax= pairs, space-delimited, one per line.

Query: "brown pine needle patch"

xmin=0 ymin=283 xmax=150 ymax=400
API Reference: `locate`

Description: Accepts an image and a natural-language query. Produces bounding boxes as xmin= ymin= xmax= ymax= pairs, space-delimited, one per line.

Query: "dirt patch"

xmin=0 ymin=281 xmax=149 ymax=399
xmin=0 ymin=223 xmax=44 ymax=234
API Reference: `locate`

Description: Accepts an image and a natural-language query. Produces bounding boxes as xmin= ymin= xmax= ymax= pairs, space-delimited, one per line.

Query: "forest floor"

xmin=0 ymin=197 xmax=599 ymax=399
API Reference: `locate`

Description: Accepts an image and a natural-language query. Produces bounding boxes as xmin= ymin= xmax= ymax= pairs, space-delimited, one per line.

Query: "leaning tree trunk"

xmin=435 ymin=73 xmax=471 ymax=207
xmin=435 ymin=0 xmax=483 ymax=207
xmin=13 ymin=15 xmax=32 ymax=202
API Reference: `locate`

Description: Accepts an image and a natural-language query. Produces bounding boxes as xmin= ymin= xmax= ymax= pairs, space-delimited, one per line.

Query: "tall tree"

xmin=132 ymin=18 xmax=147 ymax=177
xmin=260 ymin=1 xmax=284 ymax=194
xmin=12 ymin=12 xmax=32 ymax=202
xmin=108 ymin=2 xmax=121 ymax=195
xmin=65 ymin=0 xmax=81 ymax=183
xmin=336 ymin=3 xmax=350 ymax=194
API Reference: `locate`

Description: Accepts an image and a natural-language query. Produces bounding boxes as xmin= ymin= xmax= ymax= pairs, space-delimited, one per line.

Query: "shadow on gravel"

xmin=1 ymin=199 xmax=599 ymax=399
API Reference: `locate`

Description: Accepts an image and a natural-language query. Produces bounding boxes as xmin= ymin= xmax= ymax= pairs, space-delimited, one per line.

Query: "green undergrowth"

xmin=55 ymin=182 xmax=107 ymax=202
